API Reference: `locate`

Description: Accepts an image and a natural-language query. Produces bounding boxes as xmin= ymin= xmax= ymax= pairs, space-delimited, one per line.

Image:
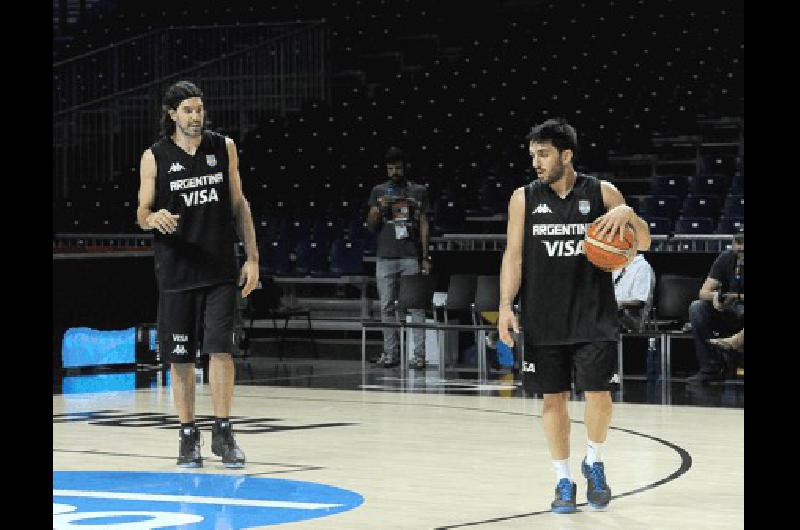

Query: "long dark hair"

xmin=159 ymin=80 xmax=204 ymax=137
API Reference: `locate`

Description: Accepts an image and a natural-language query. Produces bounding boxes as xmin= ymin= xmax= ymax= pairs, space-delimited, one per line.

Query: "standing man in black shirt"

xmin=367 ymin=147 xmax=431 ymax=369
xmin=136 ymin=81 xmax=259 ymax=468
xmin=687 ymin=233 xmax=744 ymax=384
xmin=497 ymin=119 xmax=651 ymax=513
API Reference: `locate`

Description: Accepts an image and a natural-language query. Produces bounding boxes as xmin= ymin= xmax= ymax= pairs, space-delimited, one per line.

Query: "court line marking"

xmin=220 ymin=393 xmax=697 ymax=526
xmin=54 ymin=390 xmax=705 ymax=525
xmin=52 ymin=449 xmax=323 ymax=475
xmin=53 ymin=489 xmax=343 ymax=510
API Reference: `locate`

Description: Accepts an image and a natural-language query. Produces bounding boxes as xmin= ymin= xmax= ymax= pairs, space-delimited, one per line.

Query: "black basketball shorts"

xmin=157 ymin=283 xmax=237 ymax=364
xmin=522 ymin=341 xmax=619 ymax=395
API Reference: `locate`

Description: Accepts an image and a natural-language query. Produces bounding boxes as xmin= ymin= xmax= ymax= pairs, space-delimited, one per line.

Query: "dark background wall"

xmin=53 ymin=257 xmax=158 ymax=369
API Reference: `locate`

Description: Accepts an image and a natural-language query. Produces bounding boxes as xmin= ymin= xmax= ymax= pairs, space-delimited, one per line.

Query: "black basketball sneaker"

xmin=551 ymin=478 xmax=577 ymax=514
xmin=582 ymin=458 xmax=612 ymax=509
xmin=212 ymin=421 xmax=246 ymax=468
xmin=177 ymin=426 xmax=202 ymax=468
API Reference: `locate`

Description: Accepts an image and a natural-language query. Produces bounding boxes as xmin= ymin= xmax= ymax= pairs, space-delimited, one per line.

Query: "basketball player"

xmin=136 ymin=81 xmax=259 ymax=468
xmin=497 ymin=118 xmax=651 ymax=513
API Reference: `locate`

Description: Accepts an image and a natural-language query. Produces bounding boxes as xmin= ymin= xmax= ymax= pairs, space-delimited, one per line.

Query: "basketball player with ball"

xmin=497 ymin=118 xmax=651 ymax=513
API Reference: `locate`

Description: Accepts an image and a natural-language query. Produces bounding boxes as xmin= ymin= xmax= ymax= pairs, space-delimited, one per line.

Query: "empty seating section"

xmin=54 ymin=0 xmax=743 ymax=250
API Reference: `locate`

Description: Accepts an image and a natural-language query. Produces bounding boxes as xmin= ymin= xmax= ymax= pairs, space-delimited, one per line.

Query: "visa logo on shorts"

xmin=522 ymin=361 xmax=536 ymax=373
xmin=173 ymin=334 xmax=188 ymax=342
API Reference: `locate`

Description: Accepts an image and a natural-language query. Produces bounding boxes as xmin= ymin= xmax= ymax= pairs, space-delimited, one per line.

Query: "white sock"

xmin=553 ymin=458 xmax=571 ymax=481
xmin=586 ymin=440 xmax=604 ymax=465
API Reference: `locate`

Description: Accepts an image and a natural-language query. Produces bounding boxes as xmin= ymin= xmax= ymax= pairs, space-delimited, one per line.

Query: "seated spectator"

xmin=612 ymin=254 xmax=655 ymax=332
xmin=687 ymin=233 xmax=744 ymax=384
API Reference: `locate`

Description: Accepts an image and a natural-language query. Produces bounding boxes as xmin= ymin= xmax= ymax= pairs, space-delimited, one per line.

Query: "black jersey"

xmin=150 ymin=131 xmax=238 ymax=292
xmin=520 ymin=173 xmax=619 ymax=345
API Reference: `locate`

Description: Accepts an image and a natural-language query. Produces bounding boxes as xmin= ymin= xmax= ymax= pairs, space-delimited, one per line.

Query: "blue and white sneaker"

xmin=581 ymin=457 xmax=612 ymax=509
xmin=550 ymin=478 xmax=577 ymax=514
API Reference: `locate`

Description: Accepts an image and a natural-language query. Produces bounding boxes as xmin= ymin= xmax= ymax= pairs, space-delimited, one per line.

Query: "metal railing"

xmin=53 ymin=21 xmax=329 ymax=198
xmin=54 ymin=22 xmax=316 ymax=114
xmin=428 ymin=234 xmax=738 ymax=253
xmin=52 ymin=233 xmax=739 ymax=255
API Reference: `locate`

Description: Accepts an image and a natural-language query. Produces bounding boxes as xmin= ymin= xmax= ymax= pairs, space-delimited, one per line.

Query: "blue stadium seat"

xmin=262 ymin=239 xmax=291 ymax=276
xmin=311 ymin=219 xmax=341 ymax=247
xmin=284 ymin=218 xmax=313 ymax=248
xmin=690 ymin=174 xmax=729 ymax=196
xmin=650 ymin=175 xmax=689 ymax=199
xmin=644 ymin=217 xmax=672 ymax=235
xmin=329 ymin=238 xmax=365 ymax=276
xmin=730 ymin=174 xmax=744 ymax=194
xmin=675 ymin=217 xmax=715 ymax=234
xmin=640 ymin=195 xmax=680 ymax=220
xmin=716 ymin=217 xmax=744 ymax=234
xmin=432 ymin=197 xmax=467 ymax=234
xmin=294 ymin=238 xmax=331 ymax=277
xmin=723 ymin=194 xmax=744 ymax=218
xmin=681 ymin=195 xmax=721 ymax=218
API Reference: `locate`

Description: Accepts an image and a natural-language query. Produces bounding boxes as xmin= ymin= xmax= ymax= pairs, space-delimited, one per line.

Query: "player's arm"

xmin=226 ymin=138 xmax=259 ymax=297
xmin=596 ymin=180 xmax=651 ymax=251
xmin=136 ymin=149 xmax=179 ymax=233
xmin=498 ymin=187 xmax=525 ymax=346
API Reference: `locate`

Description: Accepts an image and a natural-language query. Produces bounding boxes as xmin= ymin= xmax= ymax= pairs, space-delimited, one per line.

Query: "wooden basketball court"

xmin=53 ymin=357 xmax=743 ymax=529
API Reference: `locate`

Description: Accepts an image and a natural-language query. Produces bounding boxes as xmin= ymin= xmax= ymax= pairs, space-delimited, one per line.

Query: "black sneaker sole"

xmin=222 ymin=461 xmax=245 ymax=468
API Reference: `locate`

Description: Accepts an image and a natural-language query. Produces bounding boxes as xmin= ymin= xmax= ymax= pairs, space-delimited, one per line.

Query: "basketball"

xmin=584 ymin=221 xmax=637 ymax=271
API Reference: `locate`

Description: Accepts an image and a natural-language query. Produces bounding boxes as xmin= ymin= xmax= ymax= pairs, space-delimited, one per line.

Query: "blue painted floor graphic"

xmin=53 ymin=471 xmax=364 ymax=529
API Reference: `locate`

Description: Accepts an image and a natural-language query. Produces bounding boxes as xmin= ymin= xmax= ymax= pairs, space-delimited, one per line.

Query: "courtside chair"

xmin=394 ymin=273 xmax=438 ymax=372
xmin=244 ymin=276 xmax=317 ymax=361
xmin=470 ymin=275 xmax=501 ymax=381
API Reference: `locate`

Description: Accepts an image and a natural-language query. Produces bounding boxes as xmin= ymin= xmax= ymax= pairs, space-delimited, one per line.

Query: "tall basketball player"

xmin=136 ymin=81 xmax=259 ymax=468
xmin=497 ymin=119 xmax=651 ymax=512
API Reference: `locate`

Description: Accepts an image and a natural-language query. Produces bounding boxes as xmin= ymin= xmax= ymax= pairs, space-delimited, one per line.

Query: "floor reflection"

xmin=53 ymin=356 xmax=743 ymax=408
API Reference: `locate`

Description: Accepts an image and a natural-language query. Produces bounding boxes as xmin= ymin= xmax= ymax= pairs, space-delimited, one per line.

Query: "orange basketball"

xmin=584 ymin=221 xmax=637 ymax=272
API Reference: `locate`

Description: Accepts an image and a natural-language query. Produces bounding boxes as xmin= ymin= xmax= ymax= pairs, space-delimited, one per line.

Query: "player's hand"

xmin=594 ymin=204 xmax=634 ymax=242
xmin=146 ymin=209 xmax=180 ymax=234
xmin=498 ymin=307 xmax=519 ymax=347
xmin=239 ymin=260 xmax=260 ymax=298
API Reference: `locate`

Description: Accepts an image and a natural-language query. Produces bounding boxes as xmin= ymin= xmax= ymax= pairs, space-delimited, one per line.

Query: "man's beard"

xmin=540 ymin=161 xmax=565 ymax=184
xmin=178 ymin=122 xmax=203 ymax=137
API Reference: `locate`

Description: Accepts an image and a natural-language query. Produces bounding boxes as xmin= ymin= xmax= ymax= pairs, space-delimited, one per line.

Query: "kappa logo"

xmin=172 ymin=344 xmax=188 ymax=355
xmin=521 ymin=361 xmax=536 ymax=373
xmin=532 ymin=203 xmax=553 ymax=214
xmin=609 ymin=373 xmax=620 ymax=384
xmin=168 ymin=162 xmax=186 ymax=174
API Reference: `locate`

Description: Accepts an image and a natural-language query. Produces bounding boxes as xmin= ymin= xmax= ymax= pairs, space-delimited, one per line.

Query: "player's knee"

xmin=542 ymin=393 xmax=568 ymax=413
